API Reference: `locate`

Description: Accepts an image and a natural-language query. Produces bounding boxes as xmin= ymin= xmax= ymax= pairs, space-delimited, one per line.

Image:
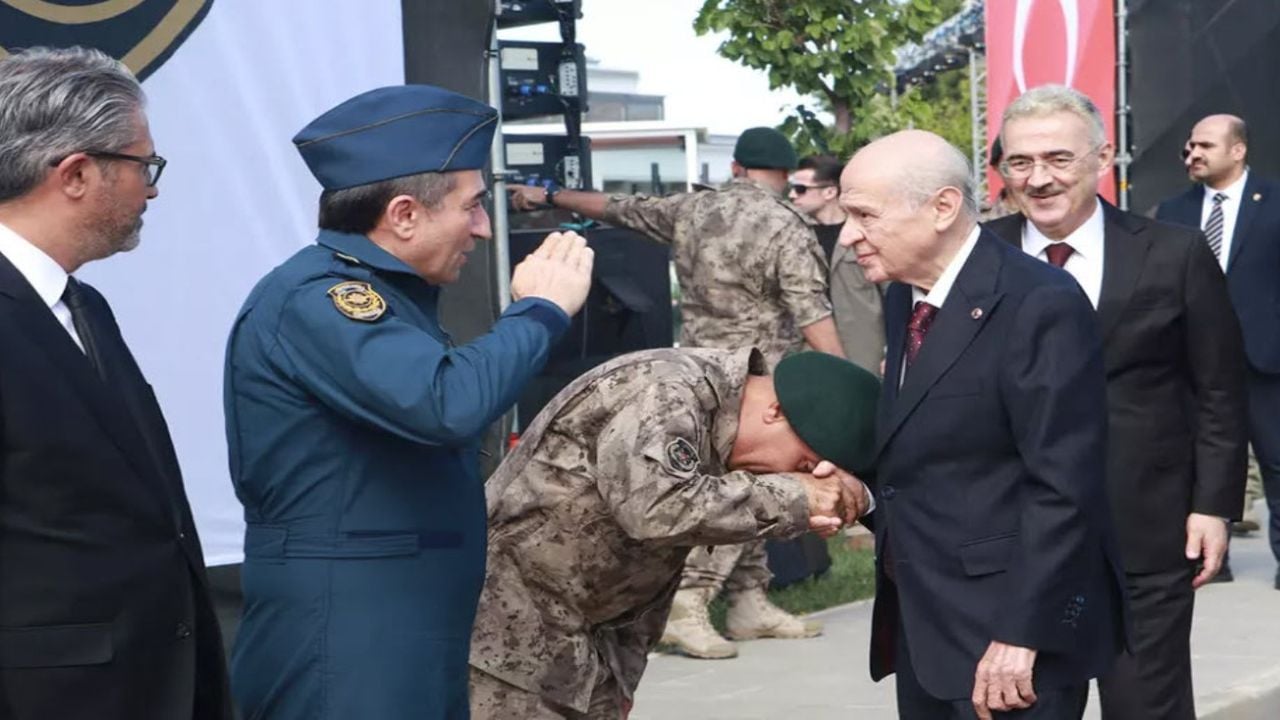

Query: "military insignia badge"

xmin=664 ymin=437 xmax=700 ymax=474
xmin=0 ymin=0 xmax=214 ymax=81
xmin=328 ymin=281 xmax=386 ymax=322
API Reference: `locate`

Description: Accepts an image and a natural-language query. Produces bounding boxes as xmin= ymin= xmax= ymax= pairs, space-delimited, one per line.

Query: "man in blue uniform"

xmin=223 ymin=85 xmax=594 ymax=720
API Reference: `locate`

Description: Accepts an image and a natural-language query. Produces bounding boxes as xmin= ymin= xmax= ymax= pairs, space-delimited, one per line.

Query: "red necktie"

xmin=904 ymin=301 xmax=938 ymax=369
xmin=1045 ymin=242 xmax=1075 ymax=268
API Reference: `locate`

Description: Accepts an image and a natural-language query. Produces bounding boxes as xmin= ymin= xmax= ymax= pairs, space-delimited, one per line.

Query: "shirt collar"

xmin=0 ymin=221 xmax=69 ymax=309
xmin=316 ymin=229 xmax=422 ymax=276
xmin=1206 ymin=169 xmax=1249 ymax=201
xmin=1021 ymin=198 xmax=1105 ymax=263
xmin=913 ymin=224 xmax=981 ymax=308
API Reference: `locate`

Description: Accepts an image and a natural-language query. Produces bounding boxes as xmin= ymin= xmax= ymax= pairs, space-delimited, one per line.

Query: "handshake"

xmin=792 ymin=461 xmax=872 ymax=538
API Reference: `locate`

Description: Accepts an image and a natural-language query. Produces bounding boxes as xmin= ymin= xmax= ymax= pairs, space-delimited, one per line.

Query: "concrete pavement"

xmin=633 ymin=528 xmax=1280 ymax=719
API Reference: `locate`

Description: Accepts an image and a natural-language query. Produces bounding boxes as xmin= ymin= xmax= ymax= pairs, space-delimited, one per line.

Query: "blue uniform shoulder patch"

xmin=327 ymin=281 xmax=386 ymax=321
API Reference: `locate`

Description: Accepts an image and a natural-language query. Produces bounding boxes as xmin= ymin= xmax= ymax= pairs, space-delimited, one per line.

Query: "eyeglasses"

xmin=999 ymin=145 xmax=1102 ymax=179
xmin=790 ymin=183 xmax=835 ymax=196
xmin=53 ymin=151 xmax=167 ymax=187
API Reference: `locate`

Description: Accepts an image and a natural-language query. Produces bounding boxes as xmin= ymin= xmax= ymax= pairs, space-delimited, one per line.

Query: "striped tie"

xmin=1203 ymin=191 xmax=1227 ymax=260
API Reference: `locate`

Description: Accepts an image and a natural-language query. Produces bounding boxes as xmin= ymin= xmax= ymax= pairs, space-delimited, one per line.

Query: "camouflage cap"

xmin=733 ymin=127 xmax=799 ymax=170
xmin=774 ymin=352 xmax=880 ymax=474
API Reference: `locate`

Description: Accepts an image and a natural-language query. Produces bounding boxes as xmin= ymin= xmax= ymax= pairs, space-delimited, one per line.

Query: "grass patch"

xmin=707 ymin=536 xmax=876 ymax=633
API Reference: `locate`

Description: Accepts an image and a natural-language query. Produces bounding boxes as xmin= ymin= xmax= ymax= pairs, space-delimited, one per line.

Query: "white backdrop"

xmin=79 ymin=0 xmax=406 ymax=565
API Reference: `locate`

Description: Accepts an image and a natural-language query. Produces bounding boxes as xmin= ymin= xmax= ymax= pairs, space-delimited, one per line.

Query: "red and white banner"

xmin=985 ymin=0 xmax=1117 ymax=201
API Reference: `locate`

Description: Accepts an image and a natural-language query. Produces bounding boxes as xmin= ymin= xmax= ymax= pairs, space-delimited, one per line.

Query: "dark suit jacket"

xmin=987 ymin=204 xmax=1248 ymax=572
xmin=1156 ymin=174 xmax=1280 ymax=374
xmin=869 ymin=230 xmax=1127 ymax=700
xmin=0 ymin=253 xmax=231 ymax=720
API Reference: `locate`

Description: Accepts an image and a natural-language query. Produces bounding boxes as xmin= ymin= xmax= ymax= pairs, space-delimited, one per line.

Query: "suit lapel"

xmin=876 ymin=234 xmax=1004 ymax=455
xmin=1227 ymin=175 xmax=1264 ymax=272
xmin=0 ymin=254 xmax=173 ymax=505
xmin=1096 ymin=203 xmax=1151 ymax=341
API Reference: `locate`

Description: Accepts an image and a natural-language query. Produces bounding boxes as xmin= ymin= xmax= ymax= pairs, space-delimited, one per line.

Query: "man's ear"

xmin=762 ymin=400 xmax=786 ymax=425
xmin=53 ymin=153 xmax=93 ymax=200
xmin=383 ymin=195 xmax=420 ymax=239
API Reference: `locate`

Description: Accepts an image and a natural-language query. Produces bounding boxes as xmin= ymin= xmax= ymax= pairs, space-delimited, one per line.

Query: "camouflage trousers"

xmin=1245 ymin=445 xmax=1264 ymax=518
xmin=469 ymin=668 xmax=625 ymax=720
xmin=679 ymin=538 xmax=772 ymax=594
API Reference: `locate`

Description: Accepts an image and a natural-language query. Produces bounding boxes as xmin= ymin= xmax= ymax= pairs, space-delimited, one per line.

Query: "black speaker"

xmin=508 ymin=227 xmax=674 ymax=427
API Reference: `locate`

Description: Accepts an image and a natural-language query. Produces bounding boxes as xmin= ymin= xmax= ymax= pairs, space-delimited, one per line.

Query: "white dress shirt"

xmin=1200 ymin=170 xmax=1248 ymax=272
xmin=0 ymin=221 xmax=85 ymax=351
xmin=1022 ymin=199 xmax=1106 ymax=308
xmin=901 ymin=225 xmax=982 ymax=387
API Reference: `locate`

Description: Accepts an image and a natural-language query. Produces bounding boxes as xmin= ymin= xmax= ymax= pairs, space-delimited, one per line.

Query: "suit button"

xmin=176 ymin=622 xmax=192 ymax=639
xmin=178 ymin=531 xmax=186 ymax=540
xmin=882 ymin=485 xmax=897 ymax=499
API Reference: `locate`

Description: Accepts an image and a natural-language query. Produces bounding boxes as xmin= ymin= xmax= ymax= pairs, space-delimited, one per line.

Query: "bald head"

xmin=1186 ymin=114 xmax=1248 ymax=188
xmin=846 ymin=130 xmax=978 ymax=217
xmin=837 ymin=130 xmax=978 ymax=289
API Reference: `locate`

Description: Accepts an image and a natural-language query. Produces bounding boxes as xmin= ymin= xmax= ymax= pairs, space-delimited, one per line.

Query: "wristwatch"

xmin=544 ymin=183 xmax=560 ymax=206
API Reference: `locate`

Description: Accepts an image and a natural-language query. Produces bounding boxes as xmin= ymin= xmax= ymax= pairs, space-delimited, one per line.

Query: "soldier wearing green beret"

xmin=469 ymin=348 xmax=877 ymax=718
xmin=510 ymin=126 xmax=849 ymax=656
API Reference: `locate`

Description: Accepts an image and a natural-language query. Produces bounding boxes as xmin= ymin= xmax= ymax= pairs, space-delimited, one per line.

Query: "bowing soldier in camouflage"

xmin=509 ymin=126 xmax=849 ymax=657
xmin=468 ymin=349 xmax=879 ymax=719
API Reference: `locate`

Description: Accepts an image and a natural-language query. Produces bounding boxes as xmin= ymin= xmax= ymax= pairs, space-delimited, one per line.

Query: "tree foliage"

xmin=695 ymin=0 xmax=969 ymax=158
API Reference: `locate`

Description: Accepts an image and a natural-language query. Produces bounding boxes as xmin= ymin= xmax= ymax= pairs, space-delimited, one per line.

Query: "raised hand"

xmin=510 ymin=231 xmax=594 ymax=316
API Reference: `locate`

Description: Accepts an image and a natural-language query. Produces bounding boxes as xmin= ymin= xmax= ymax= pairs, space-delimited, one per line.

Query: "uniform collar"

xmin=316 ymin=229 xmax=422 ymax=276
xmin=711 ymin=348 xmax=768 ymax=465
xmin=723 ymin=176 xmax=784 ymax=199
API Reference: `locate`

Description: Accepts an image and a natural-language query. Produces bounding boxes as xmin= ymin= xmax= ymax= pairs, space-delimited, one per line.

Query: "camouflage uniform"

xmin=468 ymin=348 xmax=810 ymax=717
xmin=604 ymin=178 xmax=833 ymax=595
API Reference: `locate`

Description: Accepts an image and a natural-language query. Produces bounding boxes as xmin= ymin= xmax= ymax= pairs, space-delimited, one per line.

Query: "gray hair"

xmin=1001 ymin=84 xmax=1106 ymax=148
xmin=0 ymin=46 xmax=145 ymax=203
xmin=902 ymin=141 xmax=979 ymax=218
xmin=318 ymin=172 xmax=457 ymax=234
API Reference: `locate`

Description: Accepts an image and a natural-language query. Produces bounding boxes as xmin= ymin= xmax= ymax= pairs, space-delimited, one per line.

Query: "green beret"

xmin=774 ymin=352 xmax=880 ymax=474
xmin=733 ymin=127 xmax=799 ymax=170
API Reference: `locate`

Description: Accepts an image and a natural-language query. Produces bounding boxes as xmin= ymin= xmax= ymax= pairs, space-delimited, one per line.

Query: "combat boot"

xmin=724 ymin=587 xmax=822 ymax=640
xmin=660 ymin=588 xmax=738 ymax=659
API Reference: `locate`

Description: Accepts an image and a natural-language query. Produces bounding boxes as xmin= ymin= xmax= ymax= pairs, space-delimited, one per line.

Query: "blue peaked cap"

xmin=293 ymin=85 xmax=498 ymax=191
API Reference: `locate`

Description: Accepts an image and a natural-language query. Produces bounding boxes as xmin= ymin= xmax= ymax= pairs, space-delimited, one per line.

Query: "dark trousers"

xmin=894 ymin=614 xmax=1088 ymax=720
xmin=1248 ymin=369 xmax=1280 ymax=564
xmin=1096 ymin=563 xmax=1195 ymax=720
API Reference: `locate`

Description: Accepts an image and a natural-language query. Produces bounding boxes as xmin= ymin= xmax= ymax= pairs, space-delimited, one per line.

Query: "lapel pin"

xmin=1253 ymin=192 xmax=1263 ymax=202
xmin=971 ymin=308 xmax=983 ymax=320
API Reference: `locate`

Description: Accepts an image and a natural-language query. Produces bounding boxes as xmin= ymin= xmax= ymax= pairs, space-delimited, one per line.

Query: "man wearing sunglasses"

xmin=792 ymin=154 xmax=885 ymax=377
xmin=0 ymin=47 xmax=231 ymax=720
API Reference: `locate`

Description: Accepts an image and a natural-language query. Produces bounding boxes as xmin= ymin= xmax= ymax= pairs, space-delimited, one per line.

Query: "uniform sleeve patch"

xmin=664 ymin=437 xmax=700 ymax=474
xmin=327 ymin=281 xmax=386 ymax=321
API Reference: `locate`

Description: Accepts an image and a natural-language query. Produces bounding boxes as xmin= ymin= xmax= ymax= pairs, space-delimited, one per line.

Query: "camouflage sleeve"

xmin=775 ymin=224 xmax=834 ymax=328
xmin=595 ymin=380 xmax=810 ymax=546
xmin=601 ymin=192 xmax=699 ymax=246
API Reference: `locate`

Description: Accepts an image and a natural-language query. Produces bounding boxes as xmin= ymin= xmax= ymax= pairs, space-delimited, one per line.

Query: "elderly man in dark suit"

xmin=986 ymin=86 xmax=1248 ymax=720
xmin=1156 ymin=114 xmax=1280 ymax=588
xmin=0 ymin=47 xmax=231 ymax=720
xmin=841 ymin=129 xmax=1127 ymax=720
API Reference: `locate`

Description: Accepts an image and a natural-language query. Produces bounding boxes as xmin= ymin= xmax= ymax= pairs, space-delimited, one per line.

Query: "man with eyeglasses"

xmin=986 ymin=85 xmax=1248 ymax=720
xmin=509 ymin=126 xmax=846 ymax=660
xmin=0 ymin=47 xmax=232 ymax=720
xmin=791 ymin=154 xmax=885 ymax=376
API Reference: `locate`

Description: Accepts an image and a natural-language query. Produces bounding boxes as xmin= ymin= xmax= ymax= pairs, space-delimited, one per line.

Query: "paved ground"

xmin=633 ymin=515 xmax=1280 ymax=719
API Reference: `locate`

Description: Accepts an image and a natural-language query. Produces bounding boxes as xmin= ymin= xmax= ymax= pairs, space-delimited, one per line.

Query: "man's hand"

xmin=1187 ymin=512 xmax=1229 ymax=589
xmin=812 ymin=461 xmax=870 ymax=525
xmin=510 ymin=231 xmax=594 ymax=316
xmin=508 ymin=184 xmax=549 ymax=212
xmin=796 ymin=473 xmax=843 ymax=538
xmin=972 ymin=641 xmax=1038 ymax=720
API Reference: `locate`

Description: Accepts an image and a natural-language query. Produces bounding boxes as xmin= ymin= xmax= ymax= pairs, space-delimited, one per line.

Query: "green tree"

xmin=695 ymin=0 xmax=967 ymax=157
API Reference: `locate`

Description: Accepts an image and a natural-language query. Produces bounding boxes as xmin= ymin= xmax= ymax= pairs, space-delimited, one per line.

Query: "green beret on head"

xmin=774 ymin=352 xmax=880 ymax=474
xmin=733 ymin=127 xmax=799 ymax=170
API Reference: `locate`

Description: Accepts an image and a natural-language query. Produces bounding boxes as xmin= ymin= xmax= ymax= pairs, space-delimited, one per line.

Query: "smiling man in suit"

xmin=0 ymin=48 xmax=231 ymax=719
xmin=842 ymin=129 xmax=1126 ymax=720
xmin=986 ymin=86 xmax=1248 ymax=720
xmin=1156 ymin=114 xmax=1280 ymax=588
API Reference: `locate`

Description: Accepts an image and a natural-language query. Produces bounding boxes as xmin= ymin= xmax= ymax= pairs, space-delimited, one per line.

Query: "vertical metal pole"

xmin=1115 ymin=0 xmax=1131 ymax=210
xmin=969 ymin=47 xmax=988 ymax=208
xmin=488 ymin=25 xmax=513 ymax=312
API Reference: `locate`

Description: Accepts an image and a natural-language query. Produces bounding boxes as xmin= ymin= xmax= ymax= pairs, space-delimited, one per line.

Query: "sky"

xmin=501 ymin=0 xmax=812 ymax=136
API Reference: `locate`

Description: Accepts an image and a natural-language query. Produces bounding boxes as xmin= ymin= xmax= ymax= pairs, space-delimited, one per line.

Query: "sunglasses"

xmin=790 ymin=183 xmax=835 ymax=196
